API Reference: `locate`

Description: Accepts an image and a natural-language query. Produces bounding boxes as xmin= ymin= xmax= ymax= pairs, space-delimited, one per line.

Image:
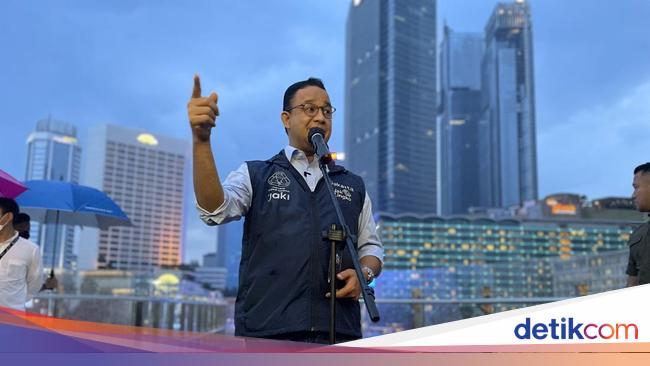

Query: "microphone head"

xmin=308 ymin=127 xmax=326 ymax=143
xmin=307 ymin=127 xmax=331 ymax=163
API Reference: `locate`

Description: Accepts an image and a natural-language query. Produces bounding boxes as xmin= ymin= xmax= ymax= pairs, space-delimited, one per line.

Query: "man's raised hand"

xmin=187 ymin=74 xmax=219 ymax=142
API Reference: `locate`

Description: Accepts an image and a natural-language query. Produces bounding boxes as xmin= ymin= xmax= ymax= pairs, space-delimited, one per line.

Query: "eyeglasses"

xmin=285 ymin=103 xmax=336 ymax=119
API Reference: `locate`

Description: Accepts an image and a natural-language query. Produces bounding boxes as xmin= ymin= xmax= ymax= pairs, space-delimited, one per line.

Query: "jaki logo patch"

xmin=267 ymin=171 xmax=291 ymax=188
xmin=267 ymin=171 xmax=291 ymax=202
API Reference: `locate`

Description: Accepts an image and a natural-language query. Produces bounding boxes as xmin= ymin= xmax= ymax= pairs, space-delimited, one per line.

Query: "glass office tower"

xmin=25 ymin=117 xmax=81 ymax=269
xmin=345 ymin=0 xmax=437 ymax=214
xmin=479 ymin=1 xmax=538 ymax=208
xmin=439 ymin=25 xmax=483 ymax=215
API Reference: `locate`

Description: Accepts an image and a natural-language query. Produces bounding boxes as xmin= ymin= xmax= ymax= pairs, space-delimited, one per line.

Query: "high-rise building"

xmin=345 ymin=0 xmax=437 ymax=214
xmin=438 ymin=25 xmax=483 ymax=215
xmin=25 ymin=117 xmax=81 ymax=269
xmin=77 ymin=125 xmax=188 ymax=271
xmin=217 ymin=222 xmax=243 ymax=291
xmin=479 ymin=0 xmax=538 ymax=208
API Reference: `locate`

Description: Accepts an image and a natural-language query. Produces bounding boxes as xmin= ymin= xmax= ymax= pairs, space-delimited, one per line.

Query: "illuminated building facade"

xmin=378 ymin=211 xmax=639 ymax=299
xmin=364 ymin=210 xmax=641 ymax=335
xmin=78 ymin=124 xmax=188 ymax=270
xmin=549 ymin=249 xmax=629 ymax=297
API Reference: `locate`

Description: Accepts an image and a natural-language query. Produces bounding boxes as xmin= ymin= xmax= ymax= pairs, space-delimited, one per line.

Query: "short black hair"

xmin=0 ymin=197 xmax=19 ymax=223
xmin=634 ymin=163 xmax=650 ymax=175
xmin=14 ymin=212 xmax=30 ymax=224
xmin=283 ymin=77 xmax=326 ymax=111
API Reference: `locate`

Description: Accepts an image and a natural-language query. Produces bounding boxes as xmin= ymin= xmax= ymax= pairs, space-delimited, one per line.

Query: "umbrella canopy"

xmin=0 ymin=169 xmax=27 ymax=198
xmin=16 ymin=180 xmax=131 ymax=230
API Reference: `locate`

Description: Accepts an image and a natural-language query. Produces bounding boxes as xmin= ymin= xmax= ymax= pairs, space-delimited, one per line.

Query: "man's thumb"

xmin=192 ymin=74 xmax=202 ymax=98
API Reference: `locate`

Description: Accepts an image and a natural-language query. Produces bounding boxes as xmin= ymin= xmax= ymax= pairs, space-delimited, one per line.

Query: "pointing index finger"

xmin=192 ymin=74 xmax=202 ymax=98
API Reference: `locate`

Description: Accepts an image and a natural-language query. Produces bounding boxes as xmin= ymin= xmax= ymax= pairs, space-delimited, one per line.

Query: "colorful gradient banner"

xmin=2 ymin=285 xmax=650 ymax=364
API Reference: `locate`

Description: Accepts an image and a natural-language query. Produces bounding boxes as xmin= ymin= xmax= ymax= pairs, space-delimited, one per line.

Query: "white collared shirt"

xmin=197 ymin=146 xmax=383 ymax=262
xmin=0 ymin=232 xmax=43 ymax=311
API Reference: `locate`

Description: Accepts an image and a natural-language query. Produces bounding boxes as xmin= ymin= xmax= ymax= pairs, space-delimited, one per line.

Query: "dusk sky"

xmin=1 ymin=0 xmax=649 ymax=263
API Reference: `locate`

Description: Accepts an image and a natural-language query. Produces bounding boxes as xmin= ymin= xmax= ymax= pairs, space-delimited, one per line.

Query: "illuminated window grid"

xmin=379 ymin=217 xmax=635 ymax=298
xmin=98 ymin=136 xmax=186 ymax=271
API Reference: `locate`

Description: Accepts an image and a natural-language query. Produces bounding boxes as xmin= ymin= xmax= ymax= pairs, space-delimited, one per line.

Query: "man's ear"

xmin=281 ymin=111 xmax=291 ymax=131
xmin=0 ymin=212 xmax=12 ymax=226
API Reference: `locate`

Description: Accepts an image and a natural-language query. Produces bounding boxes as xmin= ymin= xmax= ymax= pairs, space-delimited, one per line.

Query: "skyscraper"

xmin=438 ymin=25 xmax=483 ymax=215
xmin=77 ymin=124 xmax=188 ymax=271
xmin=479 ymin=0 xmax=538 ymax=208
xmin=25 ymin=117 xmax=81 ymax=269
xmin=216 ymin=222 xmax=243 ymax=291
xmin=345 ymin=0 xmax=437 ymax=214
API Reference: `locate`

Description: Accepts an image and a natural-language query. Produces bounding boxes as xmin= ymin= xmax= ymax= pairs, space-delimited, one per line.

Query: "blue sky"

xmin=1 ymin=0 xmax=649 ymax=263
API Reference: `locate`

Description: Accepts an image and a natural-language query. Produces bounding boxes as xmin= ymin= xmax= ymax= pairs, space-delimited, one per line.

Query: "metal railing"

xmin=25 ymin=295 xmax=569 ymax=337
xmin=29 ymin=293 xmax=228 ymax=332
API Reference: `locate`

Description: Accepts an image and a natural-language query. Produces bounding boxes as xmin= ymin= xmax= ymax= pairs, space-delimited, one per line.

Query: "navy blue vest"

xmin=234 ymin=151 xmax=366 ymax=338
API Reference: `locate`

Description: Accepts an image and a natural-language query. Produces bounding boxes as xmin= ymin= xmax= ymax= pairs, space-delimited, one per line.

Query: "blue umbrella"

xmin=16 ymin=180 xmax=131 ymax=230
xmin=16 ymin=180 xmax=131 ymax=271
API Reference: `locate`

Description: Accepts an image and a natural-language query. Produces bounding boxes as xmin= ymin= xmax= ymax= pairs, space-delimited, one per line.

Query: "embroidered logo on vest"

xmin=332 ymin=182 xmax=354 ymax=202
xmin=268 ymin=171 xmax=291 ymax=188
xmin=267 ymin=171 xmax=291 ymax=202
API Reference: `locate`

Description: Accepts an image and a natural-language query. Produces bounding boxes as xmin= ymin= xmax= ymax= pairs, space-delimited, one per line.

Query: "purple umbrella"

xmin=0 ymin=169 xmax=27 ymax=198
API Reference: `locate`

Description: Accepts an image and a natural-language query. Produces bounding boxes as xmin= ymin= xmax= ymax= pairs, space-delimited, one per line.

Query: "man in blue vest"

xmin=188 ymin=75 xmax=383 ymax=343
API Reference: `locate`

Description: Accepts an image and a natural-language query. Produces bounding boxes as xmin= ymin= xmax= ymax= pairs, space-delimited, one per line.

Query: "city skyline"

xmin=1 ymin=1 xmax=649 ymax=263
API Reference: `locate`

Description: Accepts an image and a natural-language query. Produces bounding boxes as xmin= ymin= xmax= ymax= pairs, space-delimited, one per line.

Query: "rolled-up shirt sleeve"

xmin=357 ymin=193 xmax=384 ymax=264
xmin=196 ymin=163 xmax=253 ymax=225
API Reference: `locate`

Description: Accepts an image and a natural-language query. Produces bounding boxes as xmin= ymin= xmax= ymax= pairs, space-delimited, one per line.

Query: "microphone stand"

xmin=317 ymin=155 xmax=380 ymax=345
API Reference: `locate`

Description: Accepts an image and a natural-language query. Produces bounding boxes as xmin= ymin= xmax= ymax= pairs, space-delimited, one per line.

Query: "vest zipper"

xmin=273 ymin=155 xmax=335 ymax=334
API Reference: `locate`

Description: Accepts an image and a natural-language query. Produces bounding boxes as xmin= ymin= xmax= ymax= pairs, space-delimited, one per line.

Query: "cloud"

xmin=538 ymin=79 xmax=650 ymax=199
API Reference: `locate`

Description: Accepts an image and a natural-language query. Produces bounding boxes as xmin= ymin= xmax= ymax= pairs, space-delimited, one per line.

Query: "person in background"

xmin=14 ymin=212 xmax=31 ymax=240
xmin=12 ymin=212 xmax=58 ymax=291
xmin=626 ymin=162 xmax=650 ymax=286
xmin=0 ymin=198 xmax=43 ymax=310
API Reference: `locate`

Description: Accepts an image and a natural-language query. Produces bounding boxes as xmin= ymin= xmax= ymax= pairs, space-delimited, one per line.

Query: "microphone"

xmin=308 ymin=127 xmax=332 ymax=164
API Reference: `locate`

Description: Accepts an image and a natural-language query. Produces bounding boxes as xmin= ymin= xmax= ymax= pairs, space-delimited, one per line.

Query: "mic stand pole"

xmin=318 ymin=158 xmax=380 ymax=345
xmin=323 ymin=224 xmax=344 ymax=345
